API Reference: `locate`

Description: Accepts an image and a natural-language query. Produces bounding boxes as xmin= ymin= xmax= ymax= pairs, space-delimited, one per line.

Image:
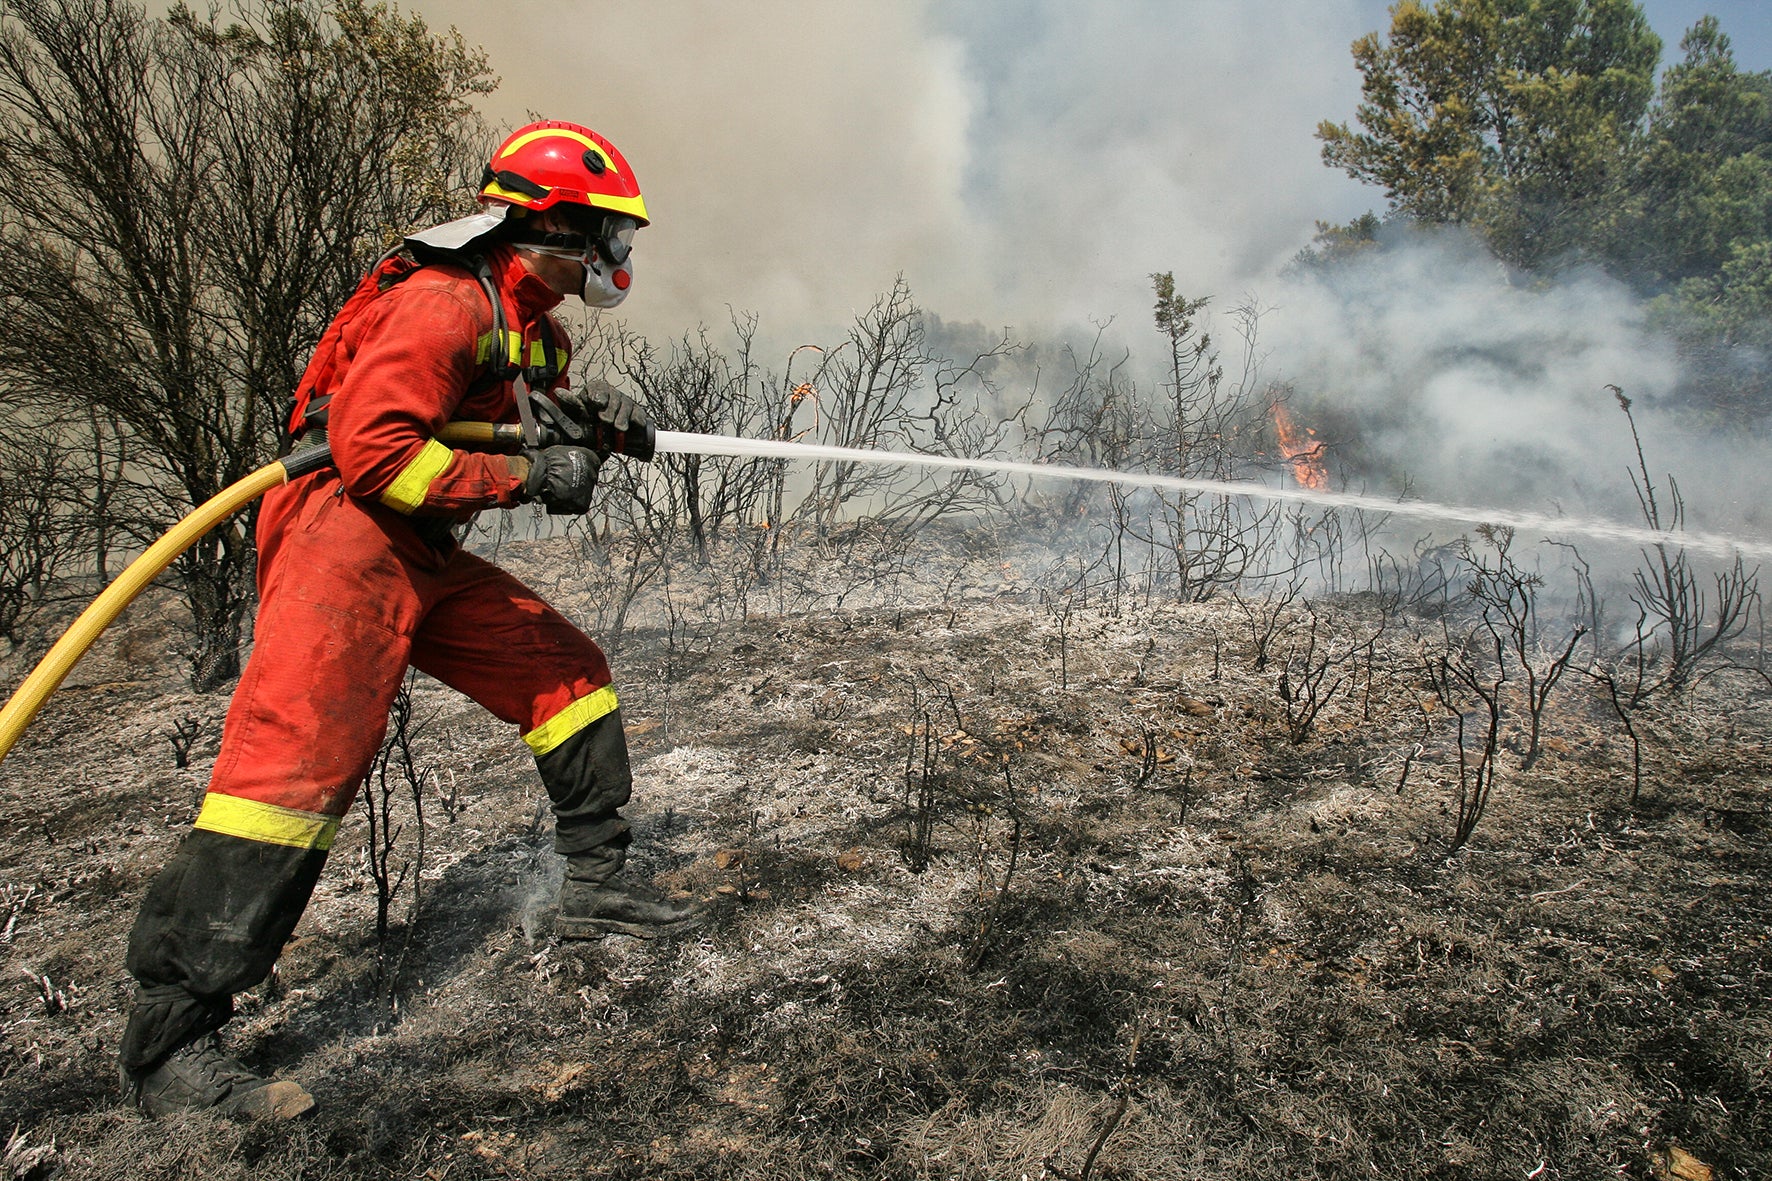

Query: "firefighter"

xmin=117 ymin=121 xmax=701 ymax=1119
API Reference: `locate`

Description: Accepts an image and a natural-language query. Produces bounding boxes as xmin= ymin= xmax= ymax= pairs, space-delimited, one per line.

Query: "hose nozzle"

xmin=598 ymin=419 xmax=656 ymax=462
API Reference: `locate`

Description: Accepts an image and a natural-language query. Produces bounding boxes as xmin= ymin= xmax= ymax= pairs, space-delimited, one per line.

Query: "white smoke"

xmin=406 ymin=0 xmax=1382 ymax=343
xmin=402 ymin=0 xmax=1771 ymax=553
xmin=1264 ymin=225 xmax=1772 ymax=552
xmin=1272 ymin=235 xmax=1667 ymax=509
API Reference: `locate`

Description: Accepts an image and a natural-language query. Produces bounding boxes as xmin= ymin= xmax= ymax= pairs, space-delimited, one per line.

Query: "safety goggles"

xmin=519 ymin=212 xmax=637 ymax=269
xmin=597 ymin=216 xmax=637 ymax=267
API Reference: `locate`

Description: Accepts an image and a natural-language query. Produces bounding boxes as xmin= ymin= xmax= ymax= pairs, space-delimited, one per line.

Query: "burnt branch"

xmin=1460 ymin=527 xmax=1589 ymax=768
xmin=1424 ymin=621 xmax=1506 ymax=852
xmin=163 ymin=714 xmax=202 ymax=769
xmin=1614 ymin=388 xmax=1761 ymax=695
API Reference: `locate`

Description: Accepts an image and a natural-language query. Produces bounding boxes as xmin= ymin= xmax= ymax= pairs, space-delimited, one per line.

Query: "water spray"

xmin=650 ymin=430 xmax=1772 ymax=563
xmin=5 ymin=422 xmax=1768 ymax=767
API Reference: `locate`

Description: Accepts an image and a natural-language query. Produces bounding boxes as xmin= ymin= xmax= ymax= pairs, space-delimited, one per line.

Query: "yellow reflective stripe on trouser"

xmin=193 ymin=792 xmax=342 ymax=851
xmin=379 ymin=438 xmax=455 ymax=514
xmin=523 ymin=685 xmax=620 ymax=756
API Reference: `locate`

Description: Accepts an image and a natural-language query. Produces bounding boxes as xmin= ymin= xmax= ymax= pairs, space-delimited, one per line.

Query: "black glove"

xmin=557 ymin=377 xmax=650 ymax=434
xmin=521 ymin=445 xmax=600 ymax=515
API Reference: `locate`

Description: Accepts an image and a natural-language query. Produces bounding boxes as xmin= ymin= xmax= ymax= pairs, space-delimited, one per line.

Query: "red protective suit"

xmin=119 ymin=244 xmax=634 ymax=1073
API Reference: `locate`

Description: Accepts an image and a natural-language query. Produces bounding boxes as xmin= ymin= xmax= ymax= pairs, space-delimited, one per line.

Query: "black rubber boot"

xmin=124 ymin=1033 xmax=315 ymax=1120
xmin=118 ymin=830 xmax=329 ymax=1118
xmin=556 ymin=846 xmax=704 ymax=940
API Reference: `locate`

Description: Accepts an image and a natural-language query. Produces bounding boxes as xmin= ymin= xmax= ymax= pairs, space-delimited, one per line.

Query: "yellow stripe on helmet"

xmin=194 ymin=792 xmax=342 ymax=851
xmin=481 ymin=180 xmax=547 ymax=206
xmin=586 ymin=192 xmax=649 ymax=223
xmin=483 ymin=178 xmax=648 ymax=224
xmin=498 ymin=127 xmax=626 ymax=177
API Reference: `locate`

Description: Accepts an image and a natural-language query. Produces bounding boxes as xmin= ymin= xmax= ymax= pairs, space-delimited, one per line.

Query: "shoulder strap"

xmin=466 ymin=255 xmax=542 ymax=448
xmin=287 ymin=241 xmax=563 ymax=448
xmin=286 ymin=246 xmax=416 ymax=440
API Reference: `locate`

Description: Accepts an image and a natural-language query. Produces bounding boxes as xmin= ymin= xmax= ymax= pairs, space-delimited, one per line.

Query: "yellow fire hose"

xmin=0 ymin=421 xmax=528 ymax=766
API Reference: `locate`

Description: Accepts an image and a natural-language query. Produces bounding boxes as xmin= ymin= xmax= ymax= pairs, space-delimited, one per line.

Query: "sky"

xmin=402 ymin=0 xmax=1772 ymax=541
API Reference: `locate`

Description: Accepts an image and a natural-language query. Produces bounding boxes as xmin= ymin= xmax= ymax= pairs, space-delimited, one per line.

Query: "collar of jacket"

xmin=482 ymin=242 xmax=567 ymax=324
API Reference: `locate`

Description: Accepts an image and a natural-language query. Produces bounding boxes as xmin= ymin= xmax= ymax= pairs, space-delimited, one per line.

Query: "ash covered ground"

xmin=0 ymin=526 xmax=1767 ymax=1180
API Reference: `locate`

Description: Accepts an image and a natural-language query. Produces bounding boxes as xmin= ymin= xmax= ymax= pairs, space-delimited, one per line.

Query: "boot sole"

xmin=555 ymin=912 xmax=707 ymax=941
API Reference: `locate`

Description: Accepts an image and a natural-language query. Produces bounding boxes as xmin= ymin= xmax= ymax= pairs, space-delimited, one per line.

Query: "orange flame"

xmin=783 ymin=344 xmax=825 ymax=440
xmin=1272 ymin=404 xmax=1328 ymax=491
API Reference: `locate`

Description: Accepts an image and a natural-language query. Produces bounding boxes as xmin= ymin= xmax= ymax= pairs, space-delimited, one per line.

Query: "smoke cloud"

xmin=412 ymin=0 xmax=1383 ymax=340
xmin=406 ymin=0 xmax=1770 ymax=548
xmin=1270 ymin=234 xmax=1688 ymax=522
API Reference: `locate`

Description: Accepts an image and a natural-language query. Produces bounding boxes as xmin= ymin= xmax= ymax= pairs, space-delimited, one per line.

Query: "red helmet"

xmin=479 ymin=120 xmax=649 ymax=226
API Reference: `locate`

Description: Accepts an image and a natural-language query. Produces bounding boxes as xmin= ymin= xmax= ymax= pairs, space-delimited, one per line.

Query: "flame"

xmin=777 ymin=378 xmax=822 ymax=442
xmin=1271 ymin=404 xmax=1328 ymax=491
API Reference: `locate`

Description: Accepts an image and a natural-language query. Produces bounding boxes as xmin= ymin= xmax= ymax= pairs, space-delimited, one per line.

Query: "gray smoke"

xmin=408 ymin=0 xmax=1383 ymax=342
xmin=1270 ymin=228 xmax=1772 ymax=554
xmin=405 ymin=0 xmax=1770 ymax=552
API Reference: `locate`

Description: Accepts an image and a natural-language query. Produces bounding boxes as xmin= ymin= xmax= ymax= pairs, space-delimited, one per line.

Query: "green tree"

xmin=1622 ymin=19 xmax=1772 ymax=412
xmin=1286 ymin=210 xmax=1386 ymax=273
xmin=1317 ymin=0 xmax=1660 ymax=270
xmin=1626 ymin=18 xmax=1772 ymax=290
xmin=0 ymin=0 xmax=492 ymax=688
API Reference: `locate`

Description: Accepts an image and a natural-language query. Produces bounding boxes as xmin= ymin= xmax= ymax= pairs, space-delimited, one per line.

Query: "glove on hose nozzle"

xmin=532 ymin=382 xmax=656 ymax=461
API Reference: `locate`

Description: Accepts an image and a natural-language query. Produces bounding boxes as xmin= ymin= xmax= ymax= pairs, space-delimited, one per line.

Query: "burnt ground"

xmin=0 ymin=530 xmax=1768 ymax=1180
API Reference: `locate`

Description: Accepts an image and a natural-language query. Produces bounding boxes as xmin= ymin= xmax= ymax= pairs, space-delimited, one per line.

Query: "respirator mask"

xmin=517 ymin=213 xmax=639 ymax=308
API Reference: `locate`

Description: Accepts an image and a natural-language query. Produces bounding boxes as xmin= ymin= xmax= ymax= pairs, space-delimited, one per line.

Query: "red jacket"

xmin=317 ymin=243 xmax=568 ymax=518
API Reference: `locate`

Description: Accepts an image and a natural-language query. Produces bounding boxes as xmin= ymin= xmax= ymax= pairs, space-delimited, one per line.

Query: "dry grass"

xmin=0 ymin=532 xmax=1767 ymax=1180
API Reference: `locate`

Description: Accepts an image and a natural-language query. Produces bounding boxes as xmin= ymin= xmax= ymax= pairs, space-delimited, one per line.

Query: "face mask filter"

xmin=512 ymin=212 xmax=637 ymax=307
xmin=581 ymin=250 xmax=632 ymax=308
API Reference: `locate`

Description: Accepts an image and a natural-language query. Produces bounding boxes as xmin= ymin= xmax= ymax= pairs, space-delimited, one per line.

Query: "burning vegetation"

xmin=1 ymin=1 xmax=1770 ymax=1175
xmin=1271 ymin=402 xmax=1329 ymax=491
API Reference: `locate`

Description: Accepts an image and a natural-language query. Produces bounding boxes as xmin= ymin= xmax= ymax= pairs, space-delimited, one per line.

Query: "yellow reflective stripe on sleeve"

xmin=379 ymin=438 xmax=456 ymax=514
xmin=529 ymin=339 xmax=568 ymax=367
xmin=193 ymin=793 xmax=341 ymax=851
xmin=523 ymin=685 xmax=620 ymax=756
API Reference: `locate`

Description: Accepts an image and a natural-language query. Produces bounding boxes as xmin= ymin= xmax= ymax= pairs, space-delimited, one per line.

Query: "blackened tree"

xmin=0 ymin=0 xmax=492 ymax=687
